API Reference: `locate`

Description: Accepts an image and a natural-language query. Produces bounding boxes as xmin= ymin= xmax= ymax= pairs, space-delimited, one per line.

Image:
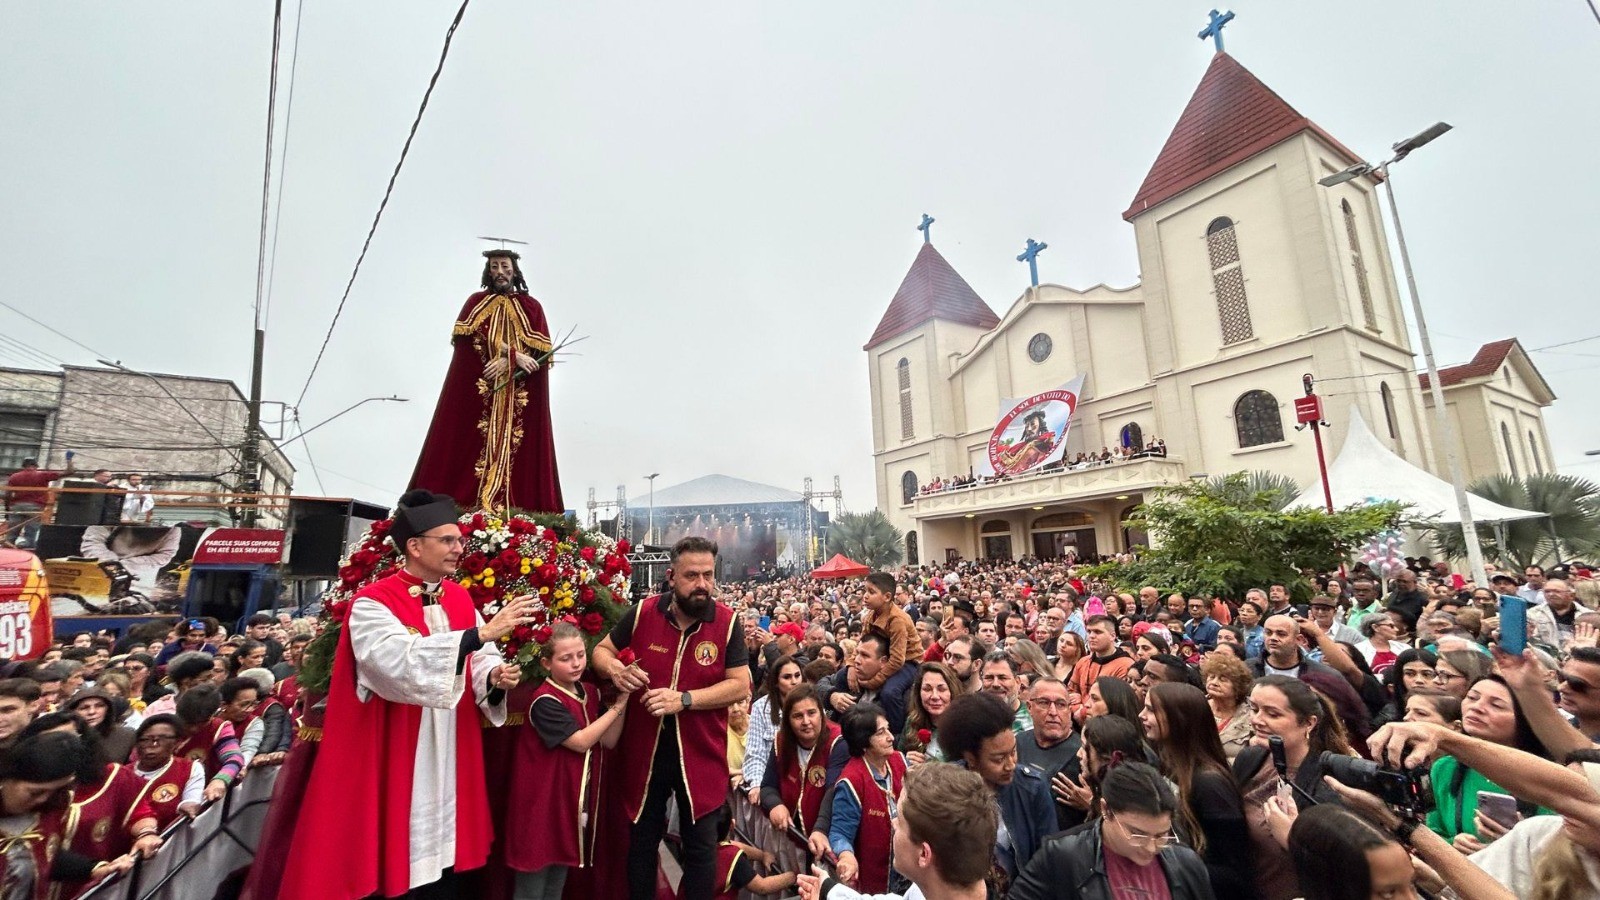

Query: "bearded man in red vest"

xmin=593 ymin=535 xmax=751 ymax=900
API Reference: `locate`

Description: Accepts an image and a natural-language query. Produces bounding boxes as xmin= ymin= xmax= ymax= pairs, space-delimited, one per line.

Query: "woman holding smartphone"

xmin=1426 ymin=674 xmax=1553 ymax=852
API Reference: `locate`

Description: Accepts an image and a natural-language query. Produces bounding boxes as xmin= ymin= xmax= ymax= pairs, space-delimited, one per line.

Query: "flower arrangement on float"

xmin=299 ymin=510 xmax=632 ymax=692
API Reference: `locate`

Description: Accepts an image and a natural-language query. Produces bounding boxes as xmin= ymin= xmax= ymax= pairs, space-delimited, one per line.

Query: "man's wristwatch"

xmin=681 ymin=691 xmax=694 ymax=710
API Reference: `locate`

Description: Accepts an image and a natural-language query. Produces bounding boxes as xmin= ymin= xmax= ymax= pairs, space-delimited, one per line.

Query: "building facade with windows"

xmin=866 ymin=52 xmax=1555 ymax=564
xmin=0 ymin=364 xmax=295 ymax=526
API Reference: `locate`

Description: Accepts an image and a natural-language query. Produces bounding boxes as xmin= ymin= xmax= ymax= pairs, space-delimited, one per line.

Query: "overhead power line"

xmin=262 ymin=0 xmax=308 ymax=331
xmin=0 ymin=300 xmax=109 ymax=361
xmin=295 ymin=0 xmax=474 ymax=409
xmin=253 ymin=0 xmax=284 ymax=332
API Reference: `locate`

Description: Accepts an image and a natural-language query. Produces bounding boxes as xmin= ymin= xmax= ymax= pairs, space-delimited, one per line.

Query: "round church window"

xmin=1027 ymin=333 xmax=1052 ymax=363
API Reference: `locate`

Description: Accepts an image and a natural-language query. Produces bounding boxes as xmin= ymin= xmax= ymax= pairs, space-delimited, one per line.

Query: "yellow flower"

xmin=520 ymin=561 xmax=531 ymax=575
xmin=539 ymin=587 xmax=550 ymax=595
xmin=532 ymin=557 xmax=544 ymax=568
xmin=484 ymin=576 xmax=496 ymax=588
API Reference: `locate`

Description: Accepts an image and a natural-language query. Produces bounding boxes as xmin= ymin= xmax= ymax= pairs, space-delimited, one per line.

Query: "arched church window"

xmin=897 ymin=358 xmax=913 ymax=440
xmin=1205 ymin=217 xmax=1254 ymax=345
xmin=901 ymin=470 xmax=919 ymax=504
xmin=1529 ymin=431 xmax=1544 ymax=474
xmin=906 ymin=531 xmax=919 ymax=566
xmin=1379 ymin=382 xmax=1400 ymax=441
xmin=1120 ymin=422 xmax=1143 ymax=450
xmin=1341 ymin=199 xmax=1378 ymax=330
xmin=1234 ymin=390 xmax=1284 ymax=448
xmin=1501 ymin=422 xmax=1520 ymax=477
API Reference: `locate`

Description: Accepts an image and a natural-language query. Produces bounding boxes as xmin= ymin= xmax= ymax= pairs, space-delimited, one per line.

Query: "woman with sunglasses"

xmin=1010 ymin=760 xmax=1214 ymax=900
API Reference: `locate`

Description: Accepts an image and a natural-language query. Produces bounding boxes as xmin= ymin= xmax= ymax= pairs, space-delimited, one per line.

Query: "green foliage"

xmin=1101 ymin=473 xmax=1404 ymax=602
xmin=829 ymin=509 xmax=904 ymax=570
xmin=1429 ymin=473 xmax=1600 ymax=568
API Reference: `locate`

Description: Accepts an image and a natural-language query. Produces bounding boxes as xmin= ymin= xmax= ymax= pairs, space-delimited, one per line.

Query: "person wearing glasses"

xmin=1010 ymin=760 xmax=1215 ymax=900
xmin=936 ymin=692 xmax=1056 ymax=895
xmin=277 ymin=489 xmax=532 ymax=900
xmin=128 ymin=713 xmax=205 ymax=828
xmin=827 ymin=702 xmax=907 ymax=892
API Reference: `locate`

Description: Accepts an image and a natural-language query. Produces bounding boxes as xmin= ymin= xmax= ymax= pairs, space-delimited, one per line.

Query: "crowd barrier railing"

xmin=79 ymin=766 xmax=278 ymax=900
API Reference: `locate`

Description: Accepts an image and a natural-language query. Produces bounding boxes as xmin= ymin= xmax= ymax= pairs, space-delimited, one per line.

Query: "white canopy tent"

xmin=1287 ymin=407 xmax=1543 ymax=525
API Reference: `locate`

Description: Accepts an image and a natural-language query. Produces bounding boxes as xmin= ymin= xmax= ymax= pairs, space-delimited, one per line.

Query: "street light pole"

xmin=1318 ymin=122 xmax=1486 ymax=583
xmin=1383 ymin=166 xmax=1486 ymax=584
xmin=645 ymin=473 xmax=660 ymax=545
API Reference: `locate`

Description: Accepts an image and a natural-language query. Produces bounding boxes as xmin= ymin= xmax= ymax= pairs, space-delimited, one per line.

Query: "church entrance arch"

xmin=980 ymin=519 xmax=1013 ymax=561
xmin=1030 ymin=511 xmax=1096 ymax=560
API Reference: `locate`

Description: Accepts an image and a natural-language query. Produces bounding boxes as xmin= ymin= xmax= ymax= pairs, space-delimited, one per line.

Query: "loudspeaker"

xmin=286 ymin=497 xmax=390 ymax=577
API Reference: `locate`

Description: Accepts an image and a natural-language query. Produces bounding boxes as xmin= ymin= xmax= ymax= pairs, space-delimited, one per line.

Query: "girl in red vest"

xmin=0 ymin=732 xmax=137 ymax=898
xmin=826 ymin=703 xmax=906 ymax=893
xmin=506 ymin=622 xmax=632 ymax=900
xmin=759 ymin=685 xmax=845 ymax=838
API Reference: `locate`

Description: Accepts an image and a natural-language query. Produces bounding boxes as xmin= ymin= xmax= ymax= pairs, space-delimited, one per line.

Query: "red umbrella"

xmin=811 ymin=554 xmax=870 ymax=580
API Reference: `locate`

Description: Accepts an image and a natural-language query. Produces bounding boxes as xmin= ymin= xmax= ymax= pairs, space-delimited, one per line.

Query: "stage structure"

xmin=585 ymin=485 xmax=629 ymax=541
xmin=802 ymin=476 xmax=844 ymax=567
xmin=618 ymin=474 xmax=828 ymax=581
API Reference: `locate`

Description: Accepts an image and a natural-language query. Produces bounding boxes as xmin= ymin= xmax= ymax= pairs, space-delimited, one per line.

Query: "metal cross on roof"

xmin=1017 ymin=238 xmax=1048 ymax=287
xmin=1198 ymin=9 xmax=1235 ymax=52
xmin=917 ymin=213 xmax=935 ymax=243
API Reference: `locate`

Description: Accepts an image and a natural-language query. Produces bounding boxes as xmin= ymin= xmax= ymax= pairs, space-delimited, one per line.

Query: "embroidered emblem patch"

xmin=694 ymin=641 xmax=718 ymax=666
xmin=152 ymin=783 xmax=179 ymax=804
xmin=807 ymin=766 xmax=826 ymax=787
xmin=92 ymin=818 xmax=111 ymax=843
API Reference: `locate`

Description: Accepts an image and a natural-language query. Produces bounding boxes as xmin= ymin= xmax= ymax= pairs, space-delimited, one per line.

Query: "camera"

xmin=1320 ymin=752 xmax=1428 ymax=820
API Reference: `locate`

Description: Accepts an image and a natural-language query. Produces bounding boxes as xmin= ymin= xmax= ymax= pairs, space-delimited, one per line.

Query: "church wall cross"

xmin=1017 ymin=238 xmax=1048 ymax=287
xmin=1198 ymin=9 xmax=1235 ymax=52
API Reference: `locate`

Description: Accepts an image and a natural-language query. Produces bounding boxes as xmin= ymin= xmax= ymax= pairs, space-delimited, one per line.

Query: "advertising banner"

xmin=33 ymin=525 xmax=283 ymax=617
xmin=977 ymin=374 xmax=1087 ymax=477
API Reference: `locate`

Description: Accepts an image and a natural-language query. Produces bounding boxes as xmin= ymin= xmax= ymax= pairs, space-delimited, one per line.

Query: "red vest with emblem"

xmin=836 ymin=753 xmax=907 ymax=894
xmin=174 ymin=718 xmax=227 ymax=778
xmin=505 ymin=680 xmax=603 ymax=872
xmin=3 ymin=804 xmax=67 ymax=900
xmin=778 ymin=723 xmax=842 ymax=834
xmin=616 ymin=595 xmax=737 ymax=823
xmin=130 ymin=756 xmax=197 ymax=831
xmin=55 ymin=764 xmax=155 ymax=900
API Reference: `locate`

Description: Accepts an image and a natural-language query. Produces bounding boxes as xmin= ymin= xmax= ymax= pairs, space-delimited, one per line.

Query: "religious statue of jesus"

xmin=409 ymin=249 xmax=564 ymax=513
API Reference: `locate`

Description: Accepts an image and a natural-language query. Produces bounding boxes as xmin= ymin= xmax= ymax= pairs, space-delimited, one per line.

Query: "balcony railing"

xmin=909 ymin=456 xmax=1190 ymax=517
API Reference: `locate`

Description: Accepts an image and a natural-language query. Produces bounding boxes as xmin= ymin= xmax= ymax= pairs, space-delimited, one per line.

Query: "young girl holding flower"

xmin=506 ymin=622 xmax=631 ymax=900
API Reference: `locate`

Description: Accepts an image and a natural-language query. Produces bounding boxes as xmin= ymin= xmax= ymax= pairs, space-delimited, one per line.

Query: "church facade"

xmin=866 ymin=52 xmax=1556 ymax=565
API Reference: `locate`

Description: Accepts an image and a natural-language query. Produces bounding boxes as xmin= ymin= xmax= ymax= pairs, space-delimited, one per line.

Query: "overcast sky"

xmin=3 ymin=2 xmax=1597 ymax=516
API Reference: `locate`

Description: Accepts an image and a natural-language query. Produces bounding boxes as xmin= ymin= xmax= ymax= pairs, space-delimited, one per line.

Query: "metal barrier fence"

xmin=79 ymin=766 xmax=278 ymax=900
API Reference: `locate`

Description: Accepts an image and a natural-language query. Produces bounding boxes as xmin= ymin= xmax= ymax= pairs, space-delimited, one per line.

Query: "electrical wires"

xmin=295 ymin=0 xmax=474 ymax=410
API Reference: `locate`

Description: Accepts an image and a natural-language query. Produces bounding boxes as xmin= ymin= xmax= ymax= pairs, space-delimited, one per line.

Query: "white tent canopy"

xmin=1287 ymin=406 xmax=1544 ymax=524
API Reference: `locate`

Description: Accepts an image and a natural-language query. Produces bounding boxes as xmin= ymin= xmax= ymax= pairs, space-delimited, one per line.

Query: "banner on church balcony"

xmin=977 ymin=373 xmax=1087 ymax=478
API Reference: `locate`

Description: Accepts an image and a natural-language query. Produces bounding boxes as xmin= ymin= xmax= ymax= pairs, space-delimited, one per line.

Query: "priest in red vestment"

xmin=275 ymin=490 xmax=538 ymax=900
xmin=409 ymin=249 xmax=564 ymax=514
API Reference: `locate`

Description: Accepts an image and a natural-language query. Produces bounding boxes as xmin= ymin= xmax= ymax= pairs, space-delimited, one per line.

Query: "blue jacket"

xmin=1183 ymin=617 xmax=1221 ymax=651
xmin=994 ymin=763 xmax=1058 ymax=876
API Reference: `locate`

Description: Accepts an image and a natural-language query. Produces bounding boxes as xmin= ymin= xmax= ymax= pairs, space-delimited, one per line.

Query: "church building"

xmin=866 ymin=49 xmax=1556 ymax=565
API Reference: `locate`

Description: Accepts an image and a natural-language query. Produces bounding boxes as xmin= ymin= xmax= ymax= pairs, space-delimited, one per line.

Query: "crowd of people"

xmin=7 ymin=516 xmax=1600 ymax=900
xmin=916 ymin=439 xmax=1167 ymax=496
xmin=0 ymin=611 xmax=311 ymax=897
xmin=715 ymin=556 xmax=1600 ymax=900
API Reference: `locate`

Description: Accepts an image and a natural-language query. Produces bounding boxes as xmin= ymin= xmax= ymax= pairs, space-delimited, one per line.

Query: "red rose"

xmin=579 ymin=585 xmax=596 ymax=602
xmin=533 ymin=625 xmax=553 ymax=645
xmin=369 ymin=519 xmax=391 ymax=535
xmin=917 ymin=729 xmax=932 ymax=746
xmin=579 ymin=612 xmax=605 ymax=635
xmin=461 ymin=552 xmax=488 ymax=575
xmin=579 ymin=546 xmax=597 ymax=563
xmin=512 ymin=624 xmax=535 ymax=643
xmin=617 ymin=539 xmax=631 ymax=554
xmin=616 ymin=648 xmax=637 ymax=666
xmin=470 ymin=513 xmax=487 ymax=531
xmin=496 ymin=549 xmax=521 ymax=571
xmin=338 ymin=564 xmax=364 ymax=584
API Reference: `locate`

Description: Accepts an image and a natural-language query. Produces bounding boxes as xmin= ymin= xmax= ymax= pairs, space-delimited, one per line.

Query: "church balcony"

xmin=908 ymin=456 xmax=1190 ymax=520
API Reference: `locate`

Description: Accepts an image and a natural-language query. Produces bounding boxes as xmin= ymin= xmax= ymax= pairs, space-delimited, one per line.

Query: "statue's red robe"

xmin=409 ymin=290 xmax=564 ymax=513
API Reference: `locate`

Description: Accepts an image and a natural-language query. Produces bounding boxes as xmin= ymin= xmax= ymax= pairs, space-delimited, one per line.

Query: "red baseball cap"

xmin=771 ymin=622 xmax=805 ymax=643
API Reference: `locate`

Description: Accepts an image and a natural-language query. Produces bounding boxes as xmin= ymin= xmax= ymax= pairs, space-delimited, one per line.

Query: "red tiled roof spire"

xmin=864 ymin=242 xmax=1000 ymax=350
xmin=1123 ymin=53 xmax=1367 ymax=220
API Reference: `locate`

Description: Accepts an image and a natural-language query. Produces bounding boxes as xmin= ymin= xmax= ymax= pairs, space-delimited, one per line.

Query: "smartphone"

xmin=759 ymin=615 xmax=771 ymax=630
xmin=1478 ymin=791 xmax=1519 ymax=829
xmin=1498 ymin=595 xmax=1528 ymax=655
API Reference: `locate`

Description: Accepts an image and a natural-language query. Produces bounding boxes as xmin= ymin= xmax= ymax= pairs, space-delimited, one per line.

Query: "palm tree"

xmin=1203 ymin=470 xmax=1302 ymax=512
xmin=828 ymin=510 xmax=904 ymax=570
xmin=1430 ymin=473 xmax=1600 ymax=568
